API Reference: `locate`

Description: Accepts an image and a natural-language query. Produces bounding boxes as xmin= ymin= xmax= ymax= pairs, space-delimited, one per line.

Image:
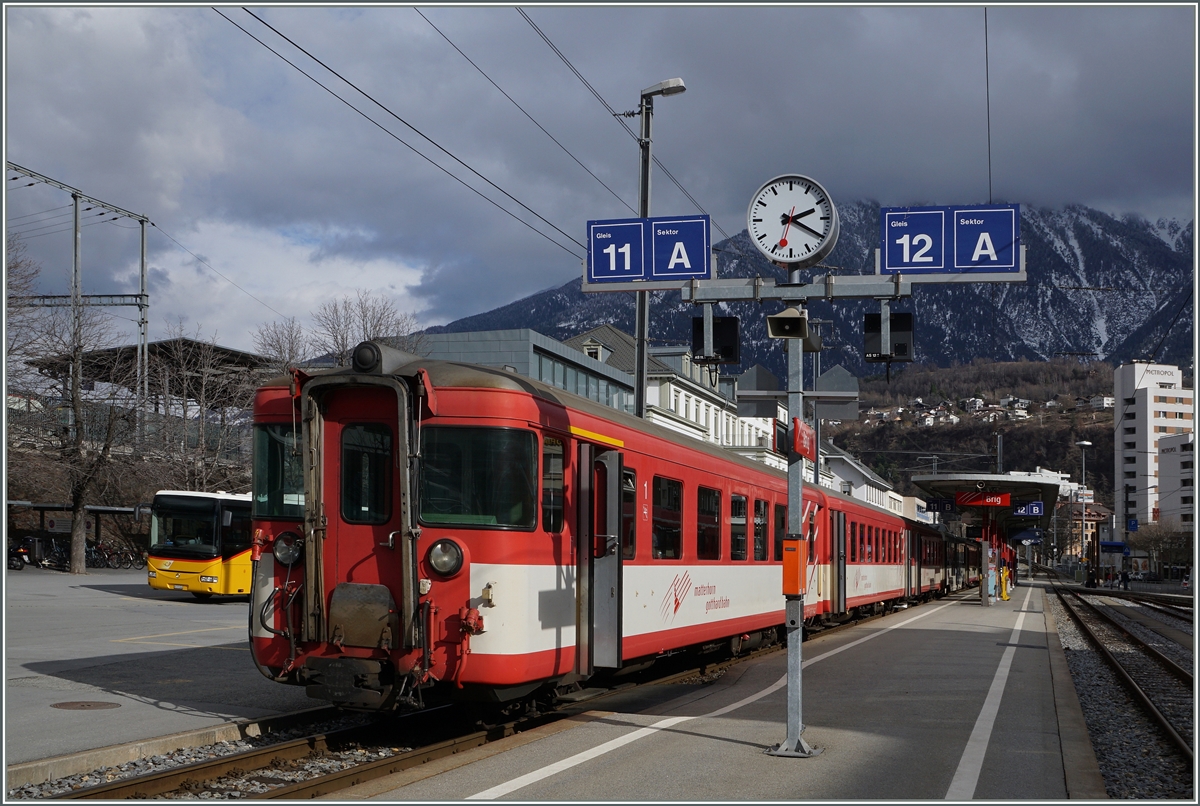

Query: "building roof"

xmin=822 ymin=440 xmax=893 ymax=490
xmin=563 ymin=325 xmax=673 ymax=375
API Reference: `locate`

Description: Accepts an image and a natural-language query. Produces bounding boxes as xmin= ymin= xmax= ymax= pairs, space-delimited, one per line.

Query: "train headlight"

xmin=428 ymin=539 xmax=463 ymax=577
xmin=272 ymin=532 xmax=304 ymax=566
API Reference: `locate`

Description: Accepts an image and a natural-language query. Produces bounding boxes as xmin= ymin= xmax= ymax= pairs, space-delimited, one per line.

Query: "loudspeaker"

xmin=766 ymin=307 xmax=809 ymax=339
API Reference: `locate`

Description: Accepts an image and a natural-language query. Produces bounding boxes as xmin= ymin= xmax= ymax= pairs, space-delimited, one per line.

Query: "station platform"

xmin=4 ymin=565 xmax=314 ymax=767
xmin=336 ymin=576 xmax=1107 ymax=801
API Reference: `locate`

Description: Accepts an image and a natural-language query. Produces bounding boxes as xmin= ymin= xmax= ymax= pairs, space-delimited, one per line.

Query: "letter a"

xmin=667 ymin=241 xmax=691 ymax=270
xmin=971 ymin=232 xmax=997 ymax=262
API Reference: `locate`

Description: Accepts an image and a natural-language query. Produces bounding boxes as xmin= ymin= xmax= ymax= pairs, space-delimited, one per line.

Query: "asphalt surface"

xmin=4 ymin=565 xmax=314 ymax=765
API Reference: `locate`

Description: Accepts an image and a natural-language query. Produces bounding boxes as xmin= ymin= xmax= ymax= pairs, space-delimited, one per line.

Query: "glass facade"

xmin=537 ymin=352 xmax=631 ymax=413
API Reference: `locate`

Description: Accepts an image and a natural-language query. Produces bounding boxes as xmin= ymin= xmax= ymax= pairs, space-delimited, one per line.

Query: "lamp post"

xmin=1076 ymin=440 xmax=1092 ymax=585
xmin=633 ymin=78 xmax=686 ymax=419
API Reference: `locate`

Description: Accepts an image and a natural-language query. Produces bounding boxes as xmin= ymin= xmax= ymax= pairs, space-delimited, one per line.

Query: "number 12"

xmin=895 ymin=233 xmax=934 ymax=263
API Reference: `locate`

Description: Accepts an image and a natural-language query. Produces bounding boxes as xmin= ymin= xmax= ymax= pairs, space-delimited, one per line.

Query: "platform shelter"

xmin=911 ymin=471 xmax=1062 ymax=601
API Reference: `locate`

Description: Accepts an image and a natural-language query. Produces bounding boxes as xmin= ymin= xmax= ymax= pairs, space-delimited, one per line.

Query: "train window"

xmin=697 ymin=487 xmax=721 ymax=560
xmin=542 ymin=437 xmax=564 ymax=533
xmin=341 ymin=424 xmax=392 ymax=524
xmin=622 ymin=471 xmax=637 ymax=560
xmin=849 ymin=521 xmax=857 ymax=562
xmin=730 ymin=495 xmax=748 ymax=561
xmin=753 ymin=500 xmax=768 ymax=561
xmin=652 ymin=477 xmax=683 ymax=559
xmin=774 ymin=504 xmax=786 ymax=561
xmin=253 ymin=424 xmax=305 ymax=520
xmin=419 ymin=427 xmax=537 ymax=529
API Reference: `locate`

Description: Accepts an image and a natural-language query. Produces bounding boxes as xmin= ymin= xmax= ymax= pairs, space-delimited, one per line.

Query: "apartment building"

xmin=1157 ymin=431 xmax=1195 ymax=530
xmin=1114 ymin=361 xmax=1194 ymax=531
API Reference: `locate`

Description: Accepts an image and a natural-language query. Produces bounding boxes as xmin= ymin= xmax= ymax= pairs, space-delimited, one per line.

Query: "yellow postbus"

xmin=146 ymin=490 xmax=252 ymax=599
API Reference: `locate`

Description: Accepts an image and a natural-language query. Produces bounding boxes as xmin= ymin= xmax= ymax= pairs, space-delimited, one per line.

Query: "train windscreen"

xmin=419 ymin=427 xmax=537 ymax=529
xmin=150 ymin=495 xmax=220 ymax=558
xmin=253 ymin=425 xmax=305 ymax=520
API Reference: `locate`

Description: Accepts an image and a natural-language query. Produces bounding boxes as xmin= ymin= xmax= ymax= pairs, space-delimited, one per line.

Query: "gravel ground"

xmin=5 ymin=713 xmax=377 ymax=800
xmin=1084 ymin=596 xmax=1194 ymax=671
xmin=1048 ymin=593 xmax=1194 ymax=799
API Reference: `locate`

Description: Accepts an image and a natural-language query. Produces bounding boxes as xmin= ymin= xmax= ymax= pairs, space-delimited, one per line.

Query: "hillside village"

xmin=856 ymin=392 xmax=1116 ymax=430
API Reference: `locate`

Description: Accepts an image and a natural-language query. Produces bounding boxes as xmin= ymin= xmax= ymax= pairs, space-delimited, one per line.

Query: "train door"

xmin=905 ymin=529 xmax=914 ymax=599
xmin=576 ymin=444 xmax=623 ymax=673
xmin=833 ymin=510 xmax=847 ymax=613
xmin=317 ymin=385 xmax=407 ymax=650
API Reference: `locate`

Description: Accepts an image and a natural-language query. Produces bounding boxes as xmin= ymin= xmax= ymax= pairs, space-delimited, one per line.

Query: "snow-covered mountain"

xmin=426 ymin=202 xmax=1193 ymax=381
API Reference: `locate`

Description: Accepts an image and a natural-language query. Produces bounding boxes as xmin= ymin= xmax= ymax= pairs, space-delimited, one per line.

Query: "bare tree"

xmin=253 ymin=316 xmax=310 ymax=377
xmin=7 ymin=299 xmax=139 ymax=574
xmin=148 ymin=320 xmax=259 ymax=493
xmin=311 ymin=289 xmax=424 ymax=365
xmin=6 ymin=232 xmax=48 ymax=391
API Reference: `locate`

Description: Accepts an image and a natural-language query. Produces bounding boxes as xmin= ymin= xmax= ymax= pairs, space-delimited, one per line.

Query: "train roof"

xmin=271 ymin=343 xmax=904 ymax=521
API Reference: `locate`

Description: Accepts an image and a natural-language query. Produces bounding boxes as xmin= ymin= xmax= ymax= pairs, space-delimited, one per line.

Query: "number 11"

xmin=603 ymin=243 xmax=631 ymax=272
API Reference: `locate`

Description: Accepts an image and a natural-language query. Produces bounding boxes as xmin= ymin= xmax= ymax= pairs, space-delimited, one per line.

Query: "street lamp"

xmin=633 ymin=78 xmax=686 ymax=419
xmin=1076 ymin=440 xmax=1092 ymax=584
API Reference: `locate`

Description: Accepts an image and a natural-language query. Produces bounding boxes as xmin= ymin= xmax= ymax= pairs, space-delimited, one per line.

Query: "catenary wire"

xmin=11 ymin=210 xmax=110 ymax=236
xmin=8 ymin=209 xmax=78 ymax=230
xmin=16 ymin=216 xmax=123 ymax=240
xmin=516 ymin=8 xmax=748 ymax=257
xmin=238 ymin=7 xmax=585 ymax=254
xmin=415 ymin=8 xmax=637 ymax=217
xmin=6 ymin=203 xmax=72 ymax=222
xmin=148 ymin=221 xmax=289 ymax=319
xmin=213 ymin=8 xmax=580 ymax=260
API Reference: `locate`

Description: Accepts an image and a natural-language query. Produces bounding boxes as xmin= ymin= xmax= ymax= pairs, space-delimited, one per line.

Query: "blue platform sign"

xmin=926 ymin=498 xmax=957 ymax=513
xmin=588 ymin=215 xmax=710 ymax=283
xmin=880 ymin=204 xmax=1020 ymax=274
xmin=1127 ymin=519 xmax=1139 ymax=532
xmin=1013 ymin=500 xmax=1044 ymax=517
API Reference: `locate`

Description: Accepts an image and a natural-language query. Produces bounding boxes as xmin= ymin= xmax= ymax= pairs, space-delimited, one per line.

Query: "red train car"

xmin=248 ymin=342 xmax=977 ymax=711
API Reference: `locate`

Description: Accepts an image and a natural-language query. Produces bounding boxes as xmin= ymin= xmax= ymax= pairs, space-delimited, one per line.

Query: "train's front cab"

xmin=250 ymin=342 xmax=428 ymax=709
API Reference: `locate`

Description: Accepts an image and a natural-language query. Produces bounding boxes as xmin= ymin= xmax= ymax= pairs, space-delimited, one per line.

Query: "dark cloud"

xmin=5 ymin=5 xmax=1193 ymax=350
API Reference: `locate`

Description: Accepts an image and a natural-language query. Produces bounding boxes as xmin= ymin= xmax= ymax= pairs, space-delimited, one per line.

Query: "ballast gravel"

xmin=1047 ymin=593 xmax=1193 ymax=800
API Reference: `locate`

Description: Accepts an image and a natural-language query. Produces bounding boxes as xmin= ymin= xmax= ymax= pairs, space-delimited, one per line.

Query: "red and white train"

xmin=248 ymin=341 xmax=984 ymax=711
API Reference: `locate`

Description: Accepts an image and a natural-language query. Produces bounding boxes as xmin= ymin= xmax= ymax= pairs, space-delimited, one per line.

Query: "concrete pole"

xmin=138 ymin=219 xmax=149 ymax=444
xmin=633 ymin=93 xmax=653 ymax=419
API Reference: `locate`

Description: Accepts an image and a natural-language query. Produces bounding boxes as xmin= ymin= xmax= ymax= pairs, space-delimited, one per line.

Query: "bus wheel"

xmin=192 ymin=592 xmax=214 ymax=601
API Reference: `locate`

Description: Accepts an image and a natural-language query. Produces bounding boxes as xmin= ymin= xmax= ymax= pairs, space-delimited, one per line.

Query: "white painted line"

xmin=468 ymin=598 xmax=960 ymax=800
xmin=944 ymin=585 xmax=1035 ymax=800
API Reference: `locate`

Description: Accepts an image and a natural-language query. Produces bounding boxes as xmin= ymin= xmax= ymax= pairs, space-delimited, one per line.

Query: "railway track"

xmin=31 ymin=592 xmax=965 ymax=800
xmin=1050 ymin=579 xmax=1194 ymax=764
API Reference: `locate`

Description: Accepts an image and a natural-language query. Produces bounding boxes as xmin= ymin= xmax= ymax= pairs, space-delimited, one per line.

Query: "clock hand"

xmin=778 ymin=205 xmax=796 ymax=247
xmin=795 ymin=220 xmax=824 ymax=239
xmin=791 ymin=208 xmax=816 ymax=223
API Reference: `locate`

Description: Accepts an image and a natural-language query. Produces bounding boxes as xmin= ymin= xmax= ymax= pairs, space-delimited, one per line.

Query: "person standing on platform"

xmin=1121 ymin=569 xmax=1129 ymax=591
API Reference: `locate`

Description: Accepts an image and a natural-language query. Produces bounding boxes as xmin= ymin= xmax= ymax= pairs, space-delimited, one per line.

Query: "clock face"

xmin=747 ymin=174 xmax=840 ymax=267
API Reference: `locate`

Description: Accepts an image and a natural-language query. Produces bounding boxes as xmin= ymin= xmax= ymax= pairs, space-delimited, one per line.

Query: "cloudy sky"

xmin=5 ymin=5 xmax=1195 ymax=352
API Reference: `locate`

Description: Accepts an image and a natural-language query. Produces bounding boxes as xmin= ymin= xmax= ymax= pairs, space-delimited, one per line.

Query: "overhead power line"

xmin=517 ymin=8 xmax=748 ymax=258
xmin=148 ymin=222 xmax=289 ymax=319
xmin=415 ymin=8 xmax=637 ymax=217
xmin=225 ymin=7 xmax=584 ymax=259
xmin=6 ymin=203 xmax=72 ymax=222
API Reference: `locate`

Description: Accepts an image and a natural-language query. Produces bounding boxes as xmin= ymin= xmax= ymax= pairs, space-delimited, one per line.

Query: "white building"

xmin=823 ymin=441 xmax=894 ymax=511
xmin=1090 ymin=395 xmax=1115 ymax=411
xmin=1157 ymin=432 xmax=1195 ymax=530
xmin=1114 ymin=362 xmax=1194 ymax=529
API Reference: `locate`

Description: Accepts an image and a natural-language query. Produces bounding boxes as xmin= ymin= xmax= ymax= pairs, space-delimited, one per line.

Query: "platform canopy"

xmin=911 ymin=472 xmax=1064 ymax=542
